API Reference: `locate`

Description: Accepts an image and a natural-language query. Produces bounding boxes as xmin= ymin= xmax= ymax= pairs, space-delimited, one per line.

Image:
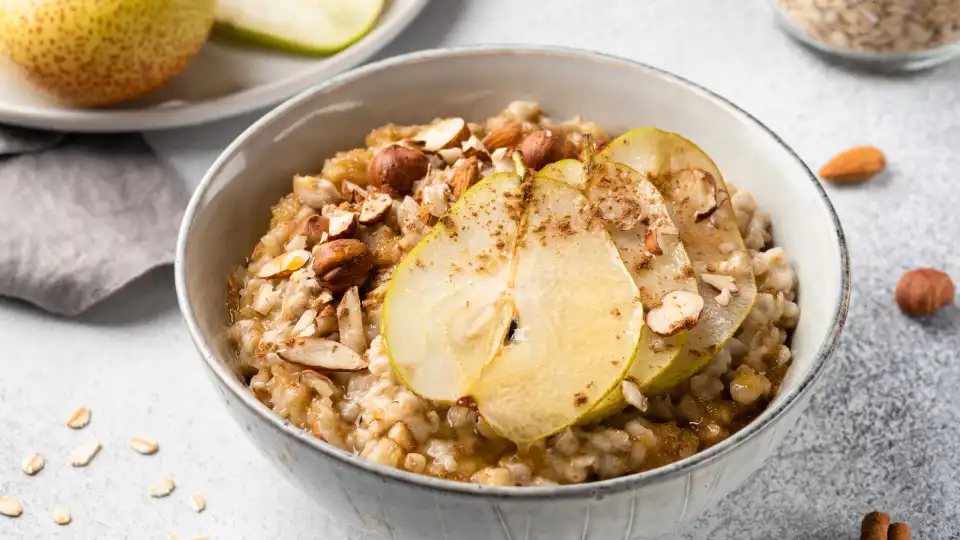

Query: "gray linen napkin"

xmin=0 ymin=127 xmax=188 ymax=316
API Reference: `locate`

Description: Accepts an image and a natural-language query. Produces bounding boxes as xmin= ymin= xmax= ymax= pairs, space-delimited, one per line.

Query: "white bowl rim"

xmin=175 ymin=44 xmax=851 ymax=500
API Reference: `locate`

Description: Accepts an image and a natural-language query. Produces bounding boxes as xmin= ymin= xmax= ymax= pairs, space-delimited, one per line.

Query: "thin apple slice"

xmin=599 ymin=128 xmax=758 ymax=387
xmin=536 ymin=160 xmax=699 ymax=421
xmin=468 ymin=177 xmax=644 ymax=444
xmin=383 ymin=173 xmax=524 ymax=403
xmin=277 ymin=337 xmax=368 ymax=371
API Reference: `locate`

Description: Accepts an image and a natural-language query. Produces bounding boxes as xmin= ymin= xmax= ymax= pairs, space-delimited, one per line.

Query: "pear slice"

xmin=383 ymin=173 xmax=523 ymax=403
xmin=383 ymin=172 xmax=644 ymax=443
xmin=598 ymin=128 xmax=758 ymax=386
xmin=468 ymin=177 xmax=645 ymax=443
xmin=536 ymin=160 xmax=699 ymax=422
xmin=216 ymin=0 xmax=384 ymax=55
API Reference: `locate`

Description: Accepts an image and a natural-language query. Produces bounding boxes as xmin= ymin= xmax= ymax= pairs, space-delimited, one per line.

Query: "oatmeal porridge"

xmin=227 ymin=102 xmax=799 ymax=486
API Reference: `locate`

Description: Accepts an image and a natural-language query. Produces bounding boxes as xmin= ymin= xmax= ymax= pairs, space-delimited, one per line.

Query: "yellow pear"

xmin=0 ymin=0 xmax=216 ymax=107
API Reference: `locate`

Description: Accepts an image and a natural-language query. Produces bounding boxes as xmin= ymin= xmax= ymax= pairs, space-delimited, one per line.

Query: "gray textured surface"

xmin=3 ymin=0 xmax=960 ymax=538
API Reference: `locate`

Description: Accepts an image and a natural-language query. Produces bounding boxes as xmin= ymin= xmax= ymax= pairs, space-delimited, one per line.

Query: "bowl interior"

xmin=179 ymin=47 xmax=846 ymax=486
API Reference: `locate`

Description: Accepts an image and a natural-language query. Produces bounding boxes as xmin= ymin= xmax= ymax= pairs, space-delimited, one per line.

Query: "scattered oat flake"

xmin=191 ymin=493 xmax=206 ymax=513
xmin=150 ymin=477 xmax=176 ymax=498
xmin=129 ymin=436 xmax=159 ymax=455
xmin=66 ymin=407 xmax=91 ymax=429
xmin=21 ymin=453 xmax=45 ymax=475
xmin=0 ymin=497 xmax=23 ymax=517
xmin=52 ymin=506 xmax=71 ymax=525
xmin=68 ymin=441 xmax=101 ymax=467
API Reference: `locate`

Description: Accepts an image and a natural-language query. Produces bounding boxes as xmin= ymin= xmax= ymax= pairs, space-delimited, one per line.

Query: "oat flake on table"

xmin=0 ymin=497 xmax=23 ymax=517
xmin=68 ymin=441 xmax=101 ymax=467
xmin=65 ymin=407 xmax=91 ymax=429
xmin=21 ymin=452 xmax=44 ymax=475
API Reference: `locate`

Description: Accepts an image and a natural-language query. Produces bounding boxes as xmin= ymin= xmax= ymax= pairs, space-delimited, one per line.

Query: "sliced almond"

xmin=68 ymin=441 xmax=101 ymax=467
xmin=417 ymin=205 xmax=439 ymax=227
xmin=291 ymin=309 xmax=318 ymax=337
xmin=277 ymin=337 xmax=368 ymax=371
xmin=337 ymin=286 xmax=368 ymax=354
xmin=21 ymin=453 xmax=44 ymax=476
xmin=414 ymin=117 xmax=470 ymax=151
xmin=52 ymin=506 xmax=71 ymax=525
xmin=482 ymin=122 xmax=524 ymax=151
xmin=359 ymin=193 xmax=393 ymax=224
xmin=257 ymin=250 xmax=312 ymax=279
xmin=149 ymin=477 xmax=176 ymax=498
xmin=448 ymin=157 xmax=480 ymax=199
xmin=190 ymin=493 xmax=206 ymax=513
xmin=66 ymin=407 xmax=91 ymax=429
xmin=327 ymin=210 xmax=358 ymax=240
xmin=129 ymin=436 xmax=159 ymax=455
xmin=315 ymin=305 xmax=339 ymax=336
xmin=701 ymin=273 xmax=739 ymax=294
xmin=645 ymin=290 xmax=704 ymax=337
xmin=0 ymin=497 xmax=23 ymax=518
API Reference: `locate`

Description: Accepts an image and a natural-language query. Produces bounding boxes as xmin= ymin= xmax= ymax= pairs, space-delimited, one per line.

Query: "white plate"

xmin=0 ymin=0 xmax=429 ymax=133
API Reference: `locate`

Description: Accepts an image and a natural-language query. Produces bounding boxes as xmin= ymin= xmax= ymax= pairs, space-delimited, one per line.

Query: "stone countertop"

xmin=3 ymin=1 xmax=960 ymax=538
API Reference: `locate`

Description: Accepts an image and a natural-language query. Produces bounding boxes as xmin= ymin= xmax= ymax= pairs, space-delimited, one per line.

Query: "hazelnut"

xmin=520 ymin=130 xmax=574 ymax=170
xmin=895 ymin=268 xmax=955 ymax=317
xmin=312 ymin=239 xmax=374 ymax=293
xmin=290 ymin=215 xmax=329 ymax=247
xmin=645 ymin=290 xmax=704 ymax=336
xmin=368 ymin=145 xmax=430 ymax=194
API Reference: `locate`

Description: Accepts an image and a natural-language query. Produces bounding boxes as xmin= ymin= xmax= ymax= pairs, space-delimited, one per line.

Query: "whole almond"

xmin=481 ymin=123 xmax=524 ymax=151
xmin=448 ymin=157 xmax=480 ymax=199
xmin=367 ymin=145 xmax=430 ymax=195
xmin=819 ymin=146 xmax=885 ymax=183
xmin=895 ymin=268 xmax=955 ymax=317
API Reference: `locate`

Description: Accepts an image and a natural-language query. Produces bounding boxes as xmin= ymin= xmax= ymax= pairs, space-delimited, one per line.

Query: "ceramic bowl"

xmin=176 ymin=46 xmax=850 ymax=540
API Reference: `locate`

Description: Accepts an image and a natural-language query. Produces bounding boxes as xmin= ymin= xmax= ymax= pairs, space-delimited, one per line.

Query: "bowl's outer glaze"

xmin=177 ymin=47 xmax=849 ymax=539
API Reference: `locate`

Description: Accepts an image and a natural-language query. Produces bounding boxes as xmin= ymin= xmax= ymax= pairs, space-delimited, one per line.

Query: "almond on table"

xmin=819 ymin=145 xmax=886 ymax=183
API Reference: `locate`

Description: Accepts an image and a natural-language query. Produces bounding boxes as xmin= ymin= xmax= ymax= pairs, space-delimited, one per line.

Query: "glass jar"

xmin=769 ymin=0 xmax=960 ymax=72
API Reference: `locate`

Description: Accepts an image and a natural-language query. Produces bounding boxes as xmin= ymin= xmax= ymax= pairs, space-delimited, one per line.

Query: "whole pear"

xmin=0 ymin=0 xmax=216 ymax=107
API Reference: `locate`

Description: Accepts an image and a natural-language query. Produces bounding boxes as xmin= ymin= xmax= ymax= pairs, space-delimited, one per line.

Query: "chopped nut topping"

xmin=715 ymin=288 xmax=733 ymax=307
xmin=21 ymin=453 xmax=44 ymax=476
xmin=645 ymin=290 xmax=704 ymax=336
xmin=621 ymin=379 xmax=649 ymax=412
xmin=359 ymin=193 xmax=393 ymax=224
xmin=277 ymin=337 xmax=368 ymax=371
xmin=66 ymin=407 xmax=91 ymax=429
xmin=257 ymin=250 xmax=311 ymax=279
xmin=701 ymin=273 xmax=739 ymax=293
xmin=414 ymin=117 xmax=470 ymax=151
xmin=327 ymin=210 xmax=358 ymax=240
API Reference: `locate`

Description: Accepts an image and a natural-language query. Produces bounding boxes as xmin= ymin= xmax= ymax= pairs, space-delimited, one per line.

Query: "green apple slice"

xmin=383 ymin=173 xmax=523 ymax=404
xmin=469 ymin=177 xmax=645 ymax=443
xmin=383 ymin=171 xmax=645 ymax=443
xmin=598 ymin=128 xmax=758 ymax=386
xmin=216 ymin=0 xmax=385 ymax=55
xmin=536 ymin=160 xmax=700 ymax=422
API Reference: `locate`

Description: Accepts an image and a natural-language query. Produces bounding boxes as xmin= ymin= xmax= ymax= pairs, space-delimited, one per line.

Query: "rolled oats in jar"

xmin=774 ymin=0 xmax=960 ymax=70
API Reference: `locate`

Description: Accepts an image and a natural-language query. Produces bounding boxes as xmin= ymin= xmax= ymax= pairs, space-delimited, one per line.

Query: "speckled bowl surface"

xmin=176 ymin=46 xmax=850 ymax=540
